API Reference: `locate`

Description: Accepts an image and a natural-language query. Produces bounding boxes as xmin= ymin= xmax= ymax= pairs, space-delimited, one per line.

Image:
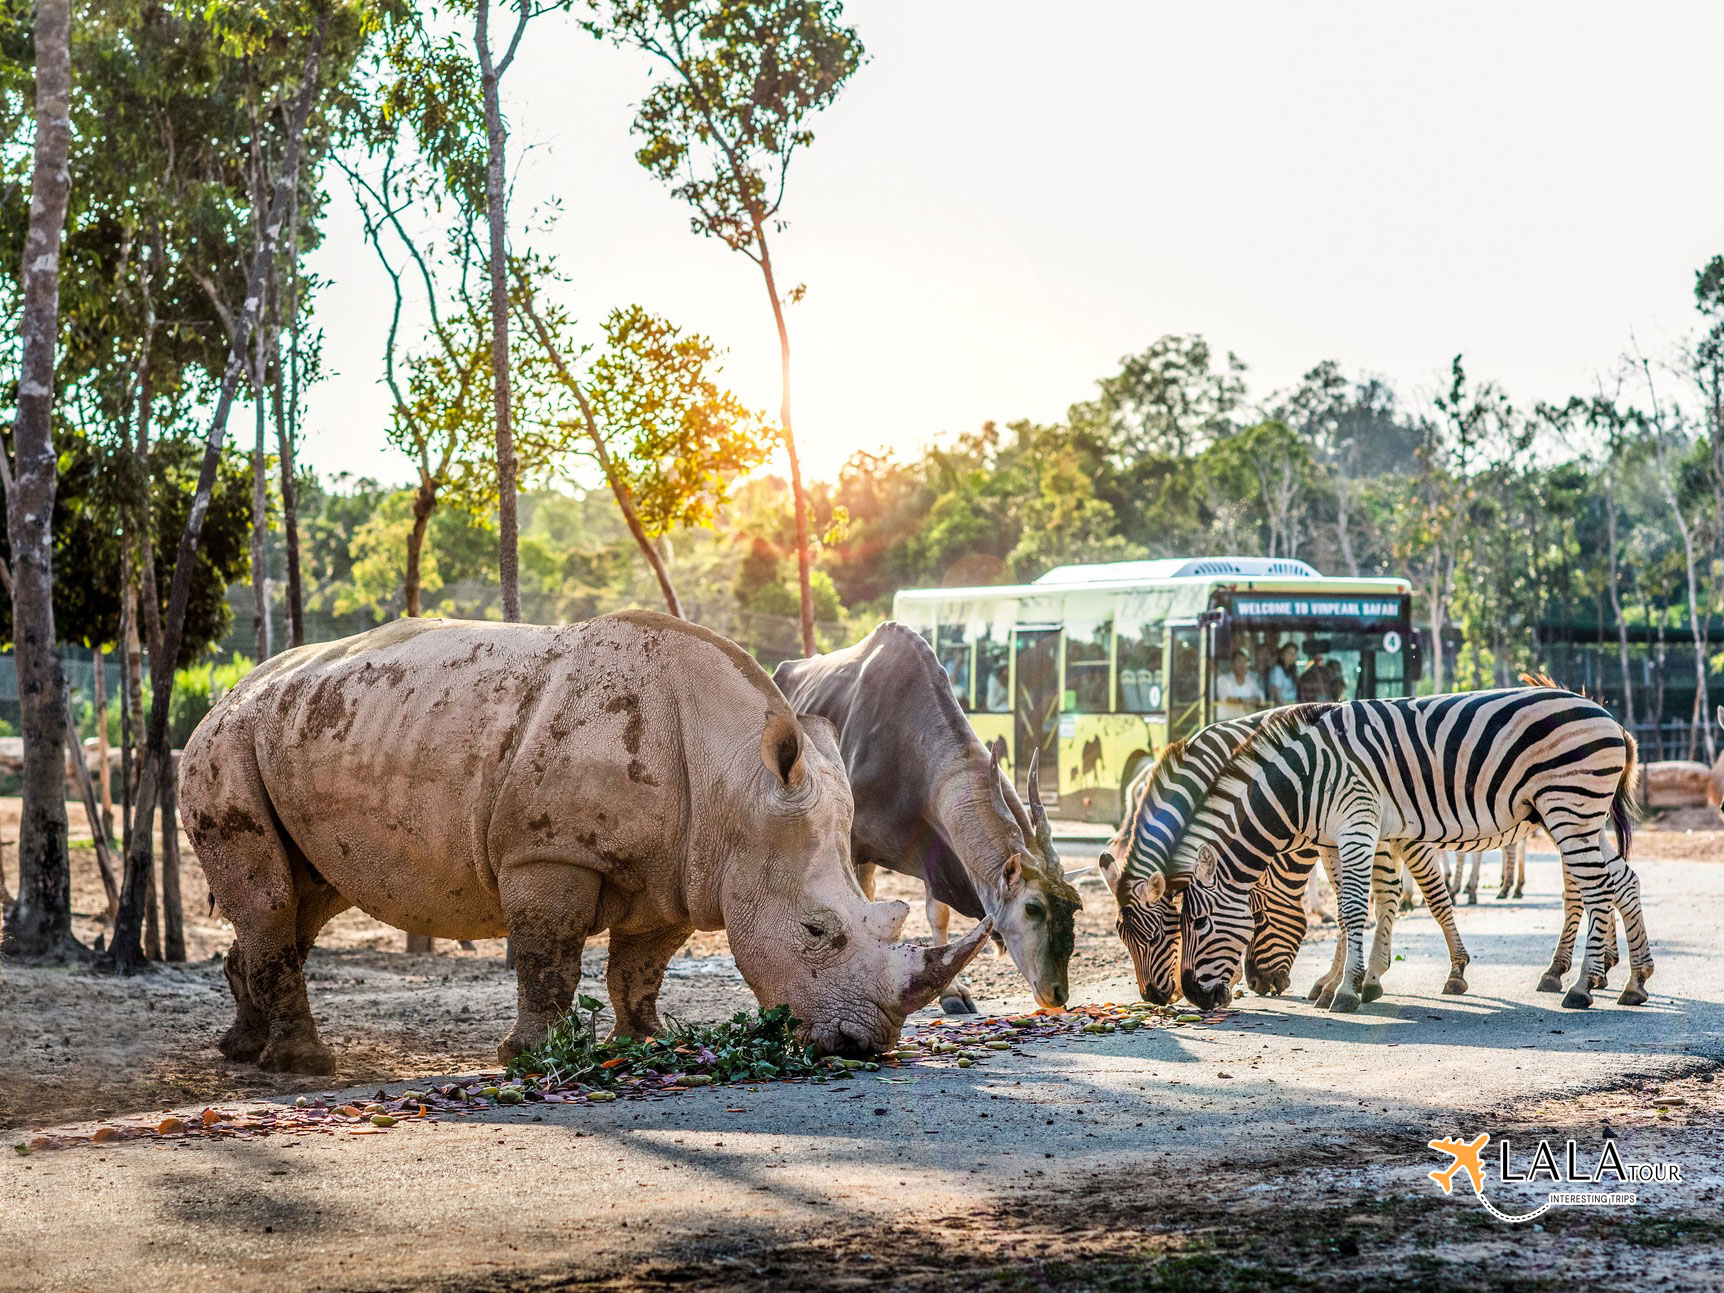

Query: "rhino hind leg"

xmin=191 ymin=774 xmax=344 ymax=1075
xmin=606 ymin=923 xmax=695 ymax=1041
xmin=498 ymin=863 xmax=603 ymax=1065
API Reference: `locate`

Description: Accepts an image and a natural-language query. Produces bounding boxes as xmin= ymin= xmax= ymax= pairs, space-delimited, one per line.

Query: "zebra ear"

xmin=1192 ymin=844 xmax=1220 ymax=887
xmin=1128 ymin=873 xmax=1166 ymax=907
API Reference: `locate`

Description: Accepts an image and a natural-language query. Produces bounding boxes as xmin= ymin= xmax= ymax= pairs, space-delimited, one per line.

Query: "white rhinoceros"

xmin=179 ymin=610 xmax=988 ymax=1074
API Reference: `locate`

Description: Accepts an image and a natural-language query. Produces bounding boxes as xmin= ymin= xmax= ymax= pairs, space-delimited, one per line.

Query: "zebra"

xmin=1441 ymin=842 xmax=1524 ymax=903
xmin=1107 ymin=687 xmax=1650 ymax=1014
xmin=1107 ymin=726 xmax=1472 ymax=1005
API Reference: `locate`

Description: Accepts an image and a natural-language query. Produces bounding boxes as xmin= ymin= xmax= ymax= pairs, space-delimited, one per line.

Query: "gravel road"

xmin=4 ymin=852 xmax=1721 ymax=1291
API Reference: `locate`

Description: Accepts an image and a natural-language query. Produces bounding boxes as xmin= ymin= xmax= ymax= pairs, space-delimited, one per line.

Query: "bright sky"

xmin=297 ymin=0 xmax=1724 ymax=488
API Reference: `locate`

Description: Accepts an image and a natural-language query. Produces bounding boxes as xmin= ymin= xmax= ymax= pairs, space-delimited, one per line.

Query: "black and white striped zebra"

xmin=1107 ymin=719 xmax=1471 ymax=1005
xmin=1107 ymin=687 xmax=1649 ymax=1014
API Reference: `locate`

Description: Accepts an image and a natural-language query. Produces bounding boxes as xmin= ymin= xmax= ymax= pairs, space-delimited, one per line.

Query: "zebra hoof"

xmin=1617 ymin=985 xmax=1649 ymax=1007
xmin=1466 ymin=893 xmax=1477 ymax=906
xmin=1513 ymin=886 xmax=1524 ymax=898
xmin=1442 ymin=975 xmax=1468 ymax=995
xmin=1536 ymin=973 xmax=1564 ymax=993
xmin=1329 ymin=989 xmax=1361 ymax=1014
xmin=1496 ymin=888 xmax=1510 ymax=901
xmin=1561 ymin=987 xmax=1594 ymax=1010
xmin=1360 ymin=980 xmax=1384 ymax=1003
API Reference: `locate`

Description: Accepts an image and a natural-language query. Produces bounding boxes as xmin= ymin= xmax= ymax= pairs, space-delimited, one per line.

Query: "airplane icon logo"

xmin=1428 ymin=1133 xmax=1491 ymax=1195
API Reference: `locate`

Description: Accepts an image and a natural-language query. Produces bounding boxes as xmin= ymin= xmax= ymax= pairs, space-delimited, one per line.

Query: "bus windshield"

xmin=1222 ymin=619 xmax=1408 ymax=718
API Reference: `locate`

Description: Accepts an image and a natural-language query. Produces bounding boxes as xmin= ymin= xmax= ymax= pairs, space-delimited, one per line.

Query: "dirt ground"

xmin=520 ymin=1068 xmax=1724 ymax=1293
xmin=0 ymin=798 xmax=1719 ymax=1135
xmin=0 ymin=798 xmax=1130 ymax=1133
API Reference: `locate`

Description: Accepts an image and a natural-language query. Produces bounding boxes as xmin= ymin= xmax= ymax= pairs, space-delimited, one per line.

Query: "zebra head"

xmin=1179 ymin=843 xmax=1254 ymax=1010
xmin=1116 ymin=889 xmax=1181 ymax=1003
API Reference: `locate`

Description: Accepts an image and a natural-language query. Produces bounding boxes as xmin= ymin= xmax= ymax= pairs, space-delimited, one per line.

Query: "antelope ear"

xmin=1128 ymin=873 xmax=1166 ymax=907
xmin=1192 ymin=844 xmax=1220 ymax=886
xmin=760 ymin=711 xmax=805 ymax=789
xmin=1000 ymin=852 xmax=1023 ymax=893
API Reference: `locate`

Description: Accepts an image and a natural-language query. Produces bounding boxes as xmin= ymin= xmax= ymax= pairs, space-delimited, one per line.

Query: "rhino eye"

xmin=802 ymin=922 xmax=827 ymax=940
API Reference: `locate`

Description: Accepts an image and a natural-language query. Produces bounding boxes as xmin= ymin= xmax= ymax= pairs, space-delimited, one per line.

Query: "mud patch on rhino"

xmin=604 ymin=693 xmax=645 ymax=755
xmin=301 ymin=676 xmax=358 ymax=743
xmin=627 ymin=759 xmax=659 ymax=786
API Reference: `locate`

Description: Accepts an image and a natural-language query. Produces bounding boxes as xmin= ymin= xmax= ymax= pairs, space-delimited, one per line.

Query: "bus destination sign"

xmin=1231 ymin=596 xmax=1402 ymax=621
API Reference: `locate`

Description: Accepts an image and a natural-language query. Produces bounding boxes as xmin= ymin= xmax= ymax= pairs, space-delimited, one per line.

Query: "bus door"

xmin=1012 ymin=625 xmax=1061 ymax=804
xmin=1164 ymin=620 xmax=1209 ymax=742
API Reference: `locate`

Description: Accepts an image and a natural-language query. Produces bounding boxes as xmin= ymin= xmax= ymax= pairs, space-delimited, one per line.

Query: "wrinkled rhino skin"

xmin=180 ymin=611 xmax=989 ymax=1074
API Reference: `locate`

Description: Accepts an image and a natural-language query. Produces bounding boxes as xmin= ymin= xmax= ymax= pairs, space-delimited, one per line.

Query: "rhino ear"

xmin=761 ymin=712 xmax=805 ymax=789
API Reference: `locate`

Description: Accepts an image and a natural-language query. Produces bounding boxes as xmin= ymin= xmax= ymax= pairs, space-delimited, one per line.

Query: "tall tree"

xmin=592 ymin=0 xmax=866 ymax=654
xmin=515 ymin=280 xmax=775 ymax=616
xmin=473 ymin=0 xmax=539 ymax=623
xmin=105 ymin=17 xmax=331 ymax=972
xmin=1633 ymin=349 xmax=1715 ymax=762
xmin=3 ymin=0 xmax=77 ymax=960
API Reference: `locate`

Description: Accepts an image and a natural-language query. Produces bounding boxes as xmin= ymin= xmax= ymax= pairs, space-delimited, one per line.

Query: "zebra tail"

xmin=1611 ymin=728 xmax=1640 ymax=861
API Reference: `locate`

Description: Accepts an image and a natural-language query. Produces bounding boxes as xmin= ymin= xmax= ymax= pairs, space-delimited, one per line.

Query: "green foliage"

xmin=591 ymin=0 xmax=866 ymax=253
xmin=506 ymin=1001 xmax=821 ymax=1089
xmin=0 ymin=428 xmax=251 ymax=654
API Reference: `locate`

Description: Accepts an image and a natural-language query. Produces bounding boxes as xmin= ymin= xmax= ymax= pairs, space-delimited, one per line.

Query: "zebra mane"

xmin=1517 ymin=670 xmax=1589 ymax=701
xmin=1132 ymin=704 xmax=1336 ymax=884
xmin=1123 ymin=719 xmax=1264 ymax=886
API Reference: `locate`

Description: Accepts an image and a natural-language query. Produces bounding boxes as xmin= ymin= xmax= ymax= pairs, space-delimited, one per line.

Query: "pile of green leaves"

xmin=506 ymin=996 xmax=823 ymax=1090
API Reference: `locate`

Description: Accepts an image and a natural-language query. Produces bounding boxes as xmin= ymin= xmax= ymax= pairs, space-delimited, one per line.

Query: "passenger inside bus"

xmin=1267 ymin=642 xmax=1300 ymax=704
xmin=1216 ymin=648 xmax=1266 ymax=719
xmin=1298 ymin=640 xmax=1347 ymax=702
xmin=986 ymin=664 xmax=1010 ymax=713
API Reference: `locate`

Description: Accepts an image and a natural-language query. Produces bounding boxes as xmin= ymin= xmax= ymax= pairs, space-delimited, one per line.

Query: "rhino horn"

xmin=896 ymin=919 xmax=994 ymax=1015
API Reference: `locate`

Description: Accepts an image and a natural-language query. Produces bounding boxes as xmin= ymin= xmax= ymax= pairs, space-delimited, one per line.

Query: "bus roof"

xmin=1035 ymin=556 xmax=1319 ymax=583
xmin=893 ymin=557 xmax=1411 ymax=603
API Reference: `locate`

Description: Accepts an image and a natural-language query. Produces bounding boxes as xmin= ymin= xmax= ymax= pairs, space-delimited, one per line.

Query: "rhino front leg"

xmin=606 ymin=923 xmax=694 ymax=1041
xmin=498 ymin=863 xmax=602 ymax=1065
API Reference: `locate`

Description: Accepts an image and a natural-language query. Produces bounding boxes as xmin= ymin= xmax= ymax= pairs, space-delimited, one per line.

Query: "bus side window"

xmin=1116 ymin=624 xmax=1165 ymax=713
xmin=935 ymin=624 xmax=973 ymax=710
xmin=977 ymin=632 xmax=1011 ymax=713
xmin=1065 ymin=617 xmax=1113 ymax=712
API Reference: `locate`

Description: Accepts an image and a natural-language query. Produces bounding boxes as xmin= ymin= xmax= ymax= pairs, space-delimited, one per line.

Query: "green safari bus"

xmin=890 ymin=556 xmax=1418 ymax=823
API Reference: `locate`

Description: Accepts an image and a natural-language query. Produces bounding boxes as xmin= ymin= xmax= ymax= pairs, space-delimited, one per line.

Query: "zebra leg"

xmin=1443 ymin=852 xmax=1460 ymax=898
xmin=1403 ymin=843 xmax=1469 ymax=995
xmin=1464 ymin=852 xmax=1480 ymax=906
xmin=1496 ymin=847 xmax=1514 ymax=900
xmin=1538 ymin=865 xmax=1581 ymax=993
xmin=1398 ymin=861 xmax=1419 ymax=912
xmin=1600 ymin=834 xmax=1653 ymax=1007
xmin=1328 ymin=835 xmax=1377 ymax=1014
xmin=1547 ymin=821 xmax=1614 ymax=1010
xmin=1361 ymin=849 xmax=1400 ymax=1003
xmin=1513 ymin=841 xmax=1526 ymax=898
xmin=1308 ymin=850 xmax=1344 ymax=1006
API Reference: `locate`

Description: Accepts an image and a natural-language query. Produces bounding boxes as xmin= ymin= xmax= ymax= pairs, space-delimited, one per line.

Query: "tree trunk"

xmin=64 ymin=692 xmax=117 ymax=920
xmin=2 ymin=0 xmax=77 ymax=961
xmin=160 ymin=751 xmax=183 ymax=962
xmin=511 ymin=284 xmax=685 ymax=618
xmin=475 ymin=2 xmax=521 ymax=624
xmin=104 ymin=21 xmax=326 ymax=973
xmin=752 ymin=220 xmax=815 ymax=654
xmin=94 ymin=646 xmax=112 ymax=839
xmin=405 ymin=482 xmax=435 ymax=617
xmin=1427 ymin=548 xmax=1445 ymax=693
xmin=1604 ymin=466 xmax=1635 ymax=730
xmin=251 ymin=368 xmax=271 ymax=661
xmin=1334 ymin=468 xmax=1359 ymax=576
xmin=272 ymin=344 xmax=305 ymax=647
